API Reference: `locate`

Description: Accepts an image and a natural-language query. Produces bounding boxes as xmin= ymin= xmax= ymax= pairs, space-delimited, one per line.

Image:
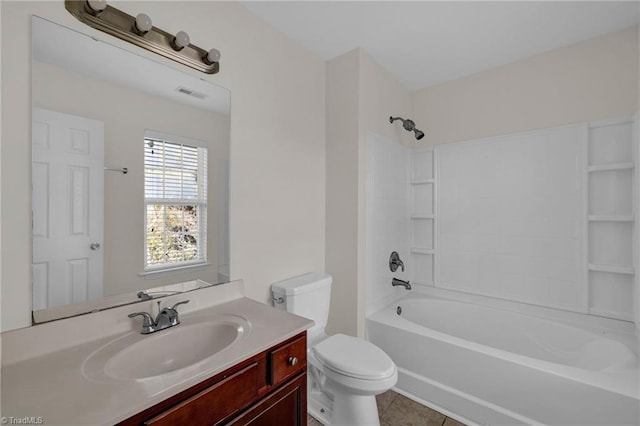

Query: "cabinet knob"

xmin=287 ymin=356 xmax=298 ymax=366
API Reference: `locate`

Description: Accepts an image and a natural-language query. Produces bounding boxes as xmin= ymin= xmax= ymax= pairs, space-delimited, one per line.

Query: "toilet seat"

xmin=312 ymin=334 xmax=396 ymax=381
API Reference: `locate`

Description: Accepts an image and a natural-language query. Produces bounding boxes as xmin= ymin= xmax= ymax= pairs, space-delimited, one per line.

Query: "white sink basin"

xmin=83 ymin=314 xmax=250 ymax=382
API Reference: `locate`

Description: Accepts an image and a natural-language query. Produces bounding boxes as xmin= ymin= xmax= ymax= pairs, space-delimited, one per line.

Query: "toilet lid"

xmin=312 ymin=334 xmax=396 ymax=380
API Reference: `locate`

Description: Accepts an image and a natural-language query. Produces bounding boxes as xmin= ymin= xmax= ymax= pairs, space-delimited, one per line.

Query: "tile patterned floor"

xmin=307 ymin=390 xmax=467 ymax=426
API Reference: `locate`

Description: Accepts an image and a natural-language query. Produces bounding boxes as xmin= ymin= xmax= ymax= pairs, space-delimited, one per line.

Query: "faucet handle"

xmin=171 ymin=300 xmax=190 ymax=311
xmin=128 ymin=311 xmax=154 ymax=324
xmin=389 ymin=251 xmax=405 ymax=272
xmin=128 ymin=312 xmax=156 ymax=334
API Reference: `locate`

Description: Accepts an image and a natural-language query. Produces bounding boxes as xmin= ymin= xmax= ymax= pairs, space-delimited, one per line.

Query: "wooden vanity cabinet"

xmin=118 ymin=332 xmax=307 ymax=426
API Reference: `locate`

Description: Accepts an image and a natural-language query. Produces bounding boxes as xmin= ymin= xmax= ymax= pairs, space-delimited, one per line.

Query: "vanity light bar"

xmin=65 ymin=0 xmax=220 ymax=74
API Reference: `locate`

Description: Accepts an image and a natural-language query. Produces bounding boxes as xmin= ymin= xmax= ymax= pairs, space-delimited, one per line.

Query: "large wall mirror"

xmin=31 ymin=16 xmax=230 ymax=323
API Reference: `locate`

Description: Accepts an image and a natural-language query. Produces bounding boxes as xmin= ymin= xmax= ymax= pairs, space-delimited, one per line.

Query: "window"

xmin=144 ymin=131 xmax=208 ymax=271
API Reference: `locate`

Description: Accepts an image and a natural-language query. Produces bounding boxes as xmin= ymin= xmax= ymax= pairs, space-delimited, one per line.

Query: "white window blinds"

xmin=144 ymin=132 xmax=208 ymax=270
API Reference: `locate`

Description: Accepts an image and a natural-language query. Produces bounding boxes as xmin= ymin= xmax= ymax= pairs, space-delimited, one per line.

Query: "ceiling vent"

xmin=175 ymin=86 xmax=208 ymax=100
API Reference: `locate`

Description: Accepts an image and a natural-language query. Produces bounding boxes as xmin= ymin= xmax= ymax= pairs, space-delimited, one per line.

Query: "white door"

xmin=32 ymin=108 xmax=104 ymax=310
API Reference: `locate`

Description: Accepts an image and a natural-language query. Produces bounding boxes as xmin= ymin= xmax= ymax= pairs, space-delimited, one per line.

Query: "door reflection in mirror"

xmin=32 ymin=108 xmax=105 ymax=310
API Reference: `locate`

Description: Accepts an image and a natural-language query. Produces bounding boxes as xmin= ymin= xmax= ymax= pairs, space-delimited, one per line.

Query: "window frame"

xmin=142 ymin=130 xmax=209 ymax=274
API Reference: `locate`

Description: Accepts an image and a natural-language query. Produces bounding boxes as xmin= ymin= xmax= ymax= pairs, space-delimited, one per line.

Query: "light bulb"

xmin=172 ymin=31 xmax=190 ymax=51
xmin=85 ymin=0 xmax=107 ymax=15
xmin=134 ymin=13 xmax=153 ymax=35
xmin=204 ymin=48 xmax=221 ymax=65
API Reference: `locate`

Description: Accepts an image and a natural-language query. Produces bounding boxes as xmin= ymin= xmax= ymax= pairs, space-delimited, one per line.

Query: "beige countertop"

xmin=1 ymin=281 xmax=313 ymax=425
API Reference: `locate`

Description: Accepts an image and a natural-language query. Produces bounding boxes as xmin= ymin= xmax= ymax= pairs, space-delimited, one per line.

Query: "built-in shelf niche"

xmin=589 ymin=271 xmax=634 ymax=321
xmin=411 ymin=219 xmax=433 ymax=250
xmin=586 ymin=117 xmax=636 ymax=321
xmin=588 ymin=222 xmax=633 ymax=267
xmin=412 ymin=251 xmax=434 ymax=286
xmin=589 ymin=122 xmax=633 ymax=165
xmin=588 ymin=169 xmax=633 ymax=215
xmin=410 ymin=147 xmax=435 ymax=287
xmin=411 ymin=184 xmax=433 ymax=216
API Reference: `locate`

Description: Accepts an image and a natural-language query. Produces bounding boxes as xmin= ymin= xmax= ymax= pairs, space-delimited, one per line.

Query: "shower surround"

xmin=367 ymin=117 xmax=637 ymax=322
xmin=365 ymin=117 xmax=639 ymax=424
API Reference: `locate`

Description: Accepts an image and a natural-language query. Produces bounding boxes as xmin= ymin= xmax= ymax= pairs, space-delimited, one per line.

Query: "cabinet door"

xmin=144 ymin=363 xmax=258 ymax=426
xmin=227 ymin=373 xmax=306 ymax=426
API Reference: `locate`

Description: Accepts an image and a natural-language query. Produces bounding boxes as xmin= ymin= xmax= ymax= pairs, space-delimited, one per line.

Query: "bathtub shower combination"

xmin=366 ymin=120 xmax=640 ymax=425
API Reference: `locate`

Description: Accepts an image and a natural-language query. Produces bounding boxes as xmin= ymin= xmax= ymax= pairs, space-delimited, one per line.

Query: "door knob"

xmin=90 ymin=242 xmax=101 ymax=251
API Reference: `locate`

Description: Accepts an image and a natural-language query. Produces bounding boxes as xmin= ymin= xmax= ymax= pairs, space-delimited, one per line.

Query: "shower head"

xmin=390 ymin=116 xmax=425 ymax=141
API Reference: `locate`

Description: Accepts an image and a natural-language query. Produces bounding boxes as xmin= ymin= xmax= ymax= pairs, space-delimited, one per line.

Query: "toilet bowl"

xmin=310 ymin=333 xmax=397 ymax=425
xmin=271 ymin=273 xmax=398 ymax=426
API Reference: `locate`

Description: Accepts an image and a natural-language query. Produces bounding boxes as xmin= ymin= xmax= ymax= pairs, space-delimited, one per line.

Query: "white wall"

xmin=326 ymin=48 xmax=412 ymax=336
xmin=414 ymin=26 xmax=639 ymax=146
xmin=1 ymin=1 xmax=326 ymax=331
xmin=637 ymin=27 xmax=640 ymax=330
xmin=359 ymin=52 xmax=415 ymax=148
xmin=32 ymin=60 xmax=228 ymax=297
xmin=325 ymin=49 xmax=360 ymax=337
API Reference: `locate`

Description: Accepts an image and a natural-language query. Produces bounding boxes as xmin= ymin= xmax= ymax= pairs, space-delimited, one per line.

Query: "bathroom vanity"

xmin=119 ymin=332 xmax=307 ymax=425
xmin=0 ymin=281 xmax=313 ymax=425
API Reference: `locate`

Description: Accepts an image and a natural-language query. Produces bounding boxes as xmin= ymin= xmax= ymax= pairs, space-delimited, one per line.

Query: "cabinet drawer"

xmin=144 ymin=362 xmax=258 ymax=426
xmin=269 ymin=335 xmax=306 ymax=387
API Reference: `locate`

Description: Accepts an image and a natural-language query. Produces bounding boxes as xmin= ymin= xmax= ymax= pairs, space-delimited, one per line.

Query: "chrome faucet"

xmin=392 ymin=277 xmax=411 ymax=290
xmin=389 ymin=251 xmax=405 ymax=272
xmin=128 ymin=300 xmax=190 ymax=334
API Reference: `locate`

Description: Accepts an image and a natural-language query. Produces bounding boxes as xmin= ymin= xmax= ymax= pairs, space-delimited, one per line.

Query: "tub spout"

xmin=392 ymin=277 xmax=411 ymax=290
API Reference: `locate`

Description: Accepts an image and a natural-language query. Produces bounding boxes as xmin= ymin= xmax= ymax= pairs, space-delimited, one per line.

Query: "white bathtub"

xmin=367 ymin=293 xmax=640 ymax=426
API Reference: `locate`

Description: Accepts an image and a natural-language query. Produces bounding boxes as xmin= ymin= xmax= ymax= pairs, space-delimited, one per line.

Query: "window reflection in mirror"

xmin=143 ymin=132 xmax=209 ymax=272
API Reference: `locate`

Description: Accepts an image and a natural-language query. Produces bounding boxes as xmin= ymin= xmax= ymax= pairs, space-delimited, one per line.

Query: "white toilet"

xmin=272 ymin=273 xmax=397 ymax=426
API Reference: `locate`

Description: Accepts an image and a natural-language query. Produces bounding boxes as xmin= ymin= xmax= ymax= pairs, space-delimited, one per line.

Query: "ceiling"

xmin=243 ymin=1 xmax=640 ymax=91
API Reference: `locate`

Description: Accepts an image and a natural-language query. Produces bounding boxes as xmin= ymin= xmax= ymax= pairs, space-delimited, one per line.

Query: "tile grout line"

xmin=378 ymin=392 xmax=398 ymax=420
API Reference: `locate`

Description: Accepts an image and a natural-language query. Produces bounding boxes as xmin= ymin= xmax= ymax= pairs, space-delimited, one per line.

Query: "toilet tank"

xmin=271 ymin=273 xmax=332 ymax=333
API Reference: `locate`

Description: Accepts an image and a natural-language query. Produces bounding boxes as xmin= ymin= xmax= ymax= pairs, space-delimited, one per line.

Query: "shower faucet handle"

xmin=389 ymin=251 xmax=405 ymax=272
